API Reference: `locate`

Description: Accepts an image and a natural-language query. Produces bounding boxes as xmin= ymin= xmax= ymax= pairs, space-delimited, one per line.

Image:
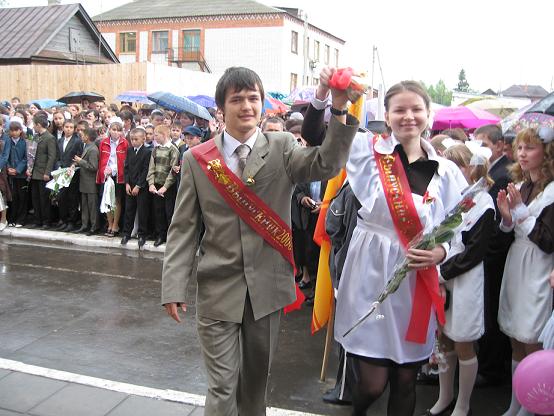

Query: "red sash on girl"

xmin=190 ymin=139 xmax=304 ymax=313
xmin=372 ymin=136 xmax=445 ymax=344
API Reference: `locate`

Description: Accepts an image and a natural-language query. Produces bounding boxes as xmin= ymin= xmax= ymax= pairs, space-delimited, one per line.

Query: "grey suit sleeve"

xmin=45 ymin=138 xmax=57 ymax=177
xmin=285 ymin=116 xmax=359 ymax=184
xmin=161 ymin=154 xmax=202 ymax=305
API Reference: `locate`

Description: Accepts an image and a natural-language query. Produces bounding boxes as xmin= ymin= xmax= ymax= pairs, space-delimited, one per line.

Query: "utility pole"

xmin=301 ymin=10 xmax=308 ymax=86
xmin=370 ymin=45 xmax=376 ymax=99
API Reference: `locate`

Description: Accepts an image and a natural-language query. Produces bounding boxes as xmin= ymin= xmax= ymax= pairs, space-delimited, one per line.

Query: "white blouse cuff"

xmin=311 ymin=95 xmax=329 ymax=111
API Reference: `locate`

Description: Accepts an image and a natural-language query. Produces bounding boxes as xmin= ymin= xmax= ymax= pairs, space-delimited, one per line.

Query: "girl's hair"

xmin=441 ymin=128 xmax=468 ymax=142
xmin=443 ymin=144 xmax=494 ymax=187
xmin=109 ymin=121 xmax=123 ymax=131
xmin=154 ymin=124 xmax=170 ymax=137
xmin=510 ymin=128 xmax=554 ymax=192
xmin=51 ymin=110 xmax=66 ymax=135
xmin=8 ymin=121 xmax=26 ymax=139
xmin=15 ymin=109 xmax=30 ymax=125
xmin=430 ymin=134 xmax=451 ymax=154
xmin=63 ymin=119 xmax=76 ymax=127
xmin=384 ymin=80 xmax=430 ymax=111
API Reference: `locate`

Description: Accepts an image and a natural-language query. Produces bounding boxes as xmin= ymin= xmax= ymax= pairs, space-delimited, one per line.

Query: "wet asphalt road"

xmin=0 ymin=240 xmax=510 ymax=415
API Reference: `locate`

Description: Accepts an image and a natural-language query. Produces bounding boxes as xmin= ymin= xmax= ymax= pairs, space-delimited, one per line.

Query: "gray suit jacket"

xmin=31 ymin=131 xmax=57 ymax=180
xmin=161 ymin=116 xmax=358 ymax=322
xmin=77 ymin=143 xmax=99 ymax=194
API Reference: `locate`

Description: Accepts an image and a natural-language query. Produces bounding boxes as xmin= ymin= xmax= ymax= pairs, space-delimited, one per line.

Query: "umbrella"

xmin=463 ymin=97 xmax=529 ymax=118
xmin=283 ymin=86 xmax=318 ymax=105
xmin=29 ymin=99 xmax=66 ymax=109
xmin=115 ymin=91 xmax=153 ymax=105
xmin=187 ymin=95 xmax=216 ymax=108
xmin=147 ymin=91 xmax=212 ymax=121
xmin=505 ymin=112 xmax=554 ymax=136
xmin=432 ymin=106 xmax=501 ymax=130
xmin=58 ymin=91 xmax=105 ymax=104
xmin=525 ymin=91 xmax=554 ymax=116
xmin=263 ymin=97 xmax=289 ymax=114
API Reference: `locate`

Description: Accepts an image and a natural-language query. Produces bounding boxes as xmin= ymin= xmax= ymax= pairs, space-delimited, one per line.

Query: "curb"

xmin=0 ymin=227 xmax=165 ymax=253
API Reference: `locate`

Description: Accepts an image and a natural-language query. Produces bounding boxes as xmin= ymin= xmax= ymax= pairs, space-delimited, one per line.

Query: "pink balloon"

xmin=514 ymin=350 xmax=554 ymax=415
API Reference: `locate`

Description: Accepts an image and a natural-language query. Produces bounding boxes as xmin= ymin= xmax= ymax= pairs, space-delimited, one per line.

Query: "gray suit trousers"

xmin=81 ymin=193 xmax=98 ymax=230
xmin=197 ymin=294 xmax=280 ymax=416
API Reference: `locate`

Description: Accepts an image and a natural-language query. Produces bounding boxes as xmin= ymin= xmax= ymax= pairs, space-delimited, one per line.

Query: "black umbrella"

xmin=526 ymin=91 xmax=554 ymax=116
xmin=58 ymin=91 xmax=105 ymax=104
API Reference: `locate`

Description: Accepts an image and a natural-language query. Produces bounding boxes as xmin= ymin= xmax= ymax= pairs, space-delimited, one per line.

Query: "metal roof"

xmin=502 ymin=85 xmax=549 ymax=99
xmin=93 ymin=0 xmax=281 ymax=21
xmin=0 ymin=4 xmax=118 ymax=62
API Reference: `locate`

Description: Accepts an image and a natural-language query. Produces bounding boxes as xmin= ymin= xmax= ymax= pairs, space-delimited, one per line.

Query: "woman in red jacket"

xmin=96 ymin=118 xmax=128 ymax=236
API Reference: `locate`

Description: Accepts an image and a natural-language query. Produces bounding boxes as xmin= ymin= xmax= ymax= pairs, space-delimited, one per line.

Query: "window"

xmin=314 ymin=40 xmax=320 ymax=62
xmin=152 ymin=31 xmax=168 ymax=53
xmin=119 ymin=32 xmax=136 ymax=53
xmin=334 ymin=48 xmax=339 ymax=67
xmin=183 ymin=30 xmax=200 ymax=52
xmin=290 ymin=73 xmax=297 ymax=92
xmin=291 ymin=31 xmax=298 ymax=54
xmin=324 ymin=45 xmax=330 ymax=65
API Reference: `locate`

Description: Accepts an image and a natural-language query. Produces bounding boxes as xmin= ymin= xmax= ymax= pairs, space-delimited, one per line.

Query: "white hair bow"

xmin=465 ymin=140 xmax=492 ymax=166
xmin=538 ymin=126 xmax=554 ymax=144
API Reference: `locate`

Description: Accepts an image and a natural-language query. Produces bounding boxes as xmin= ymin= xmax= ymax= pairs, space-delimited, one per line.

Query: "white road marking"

xmin=0 ymin=358 xmax=322 ymax=415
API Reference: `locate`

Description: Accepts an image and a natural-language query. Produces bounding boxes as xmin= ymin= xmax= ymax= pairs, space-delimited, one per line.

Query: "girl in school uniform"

xmin=497 ymin=127 xmax=554 ymax=416
xmin=334 ymin=81 xmax=468 ymax=415
xmin=426 ymin=143 xmax=496 ymax=416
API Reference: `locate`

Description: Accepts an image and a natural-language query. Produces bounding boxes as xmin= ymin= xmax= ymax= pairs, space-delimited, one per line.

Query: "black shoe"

xmin=322 ymin=388 xmax=352 ymax=405
xmin=417 ymin=371 xmax=439 ymax=385
xmin=74 ymin=226 xmax=89 ymax=234
xmin=54 ymin=223 xmax=67 ymax=231
xmin=153 ymin=238 xmax=166 ymax=247
xmin=295 ymin=271 xmax=304 ymax=283
xmin=304 ymin=295 xmax=314 ymax=306
xmin=120 ymin=235 xmax=130 ymax=245
xmin=138 ymin=236 xmax=146 ymax=248
xmin=421 ymin=399 xmax=456 ymax=416
xmin=64 ymin=224 xmax=77 ymax=233
xmin=474 ymin=373 xmax=503 ymax=388
xmin=41 ymin=224 xmax=51 ymax=230
xmin=86 ymin=228 xmax=99 ymax=236
xmin=28 ymin=223 xmax=41 ymax=229
xmin=298 ymin=280 xmax=313 ymax=290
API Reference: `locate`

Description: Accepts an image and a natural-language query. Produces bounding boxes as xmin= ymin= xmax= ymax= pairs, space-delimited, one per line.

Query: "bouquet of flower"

xmin=343 ymin=178 xmax=489 ymax=337
xmin=46 ymin=166 xmax=78 ymax=197
xmin=25 ymin=135 xmax=38 ymax=181
xmin=100 ymin=176 xmax=116 ymax=213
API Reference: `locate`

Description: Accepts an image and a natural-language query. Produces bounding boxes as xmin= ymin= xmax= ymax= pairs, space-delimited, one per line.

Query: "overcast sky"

xmin=8 ymin=0 xmax=554 ymax=94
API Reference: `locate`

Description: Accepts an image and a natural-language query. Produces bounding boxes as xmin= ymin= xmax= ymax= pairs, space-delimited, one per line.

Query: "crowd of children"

xmin=0 ymin=98 xmax=218 ymax=247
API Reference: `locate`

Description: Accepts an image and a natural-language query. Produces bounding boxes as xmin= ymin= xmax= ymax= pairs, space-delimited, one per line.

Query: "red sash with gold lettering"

xmin=190 ymin=139 xmax=304 ymax=313
xmin=373 ymin=136 xmax=445 ymax=344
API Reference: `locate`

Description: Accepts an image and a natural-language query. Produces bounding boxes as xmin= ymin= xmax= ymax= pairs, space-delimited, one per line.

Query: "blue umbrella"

xmin=147 ymin=91 xmax=213 ymax=121
xmin=29 ymin=99 xmax=66 ymax=109
xmin=187 ymin=95 xmax=216 ymax=108
xmin=115 ymin=91 xmax=154 ymax=105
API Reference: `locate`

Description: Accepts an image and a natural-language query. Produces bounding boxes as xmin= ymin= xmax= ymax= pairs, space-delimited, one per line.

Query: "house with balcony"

xmin=93 ymin=0 xmax=344 ymax=93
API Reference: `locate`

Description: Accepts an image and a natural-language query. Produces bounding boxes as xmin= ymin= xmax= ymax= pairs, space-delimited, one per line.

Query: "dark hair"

xmin=83 ymin=128 xmax=98 ymax=142
xmin=130 ymin=127 xmax=146 ymax=137
xmin=441 ymin=128 xmax=468 ymax=142
xmin=171 ymin=120 xmax=183 ymax=130
xmin=15 ymin=109 xmax=30 ymax=125
xmin=474 ymin=124 xmax=503 ymax=144
xmin=119 ymin=110 xmax=134 ymax=122
xmin=384 ymin=80 xmax=430 ymax=111
xmin=76 ymin=120 xmax=89 ymax=129
xmin=30 ymin=102 xmax=42 ymax=110
xmin=179 ymin=112 xmax=194 ymax=121
xmin=63 ymin=119 xmax=76 ymax=128
xmin=9 ymin=121 xmax=23 ymax=131
xmin=215 ymin=67 xmax=265 ymax=109
xmin=33 ymin=114 xmax=49 ymax=128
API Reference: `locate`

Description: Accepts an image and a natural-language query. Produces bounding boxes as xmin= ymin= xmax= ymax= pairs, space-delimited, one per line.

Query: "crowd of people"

xmin=1 ymin=66 xmax=553 ymax=416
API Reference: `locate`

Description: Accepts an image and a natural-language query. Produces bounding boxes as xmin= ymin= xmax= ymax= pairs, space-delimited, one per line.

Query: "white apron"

xmin=498 ymin=182 xmax=554 ymax=344
xmin=335 ymin=133 xmax=467 ymax=363
xmin=442 ymin=192 xmax=495 ymax=342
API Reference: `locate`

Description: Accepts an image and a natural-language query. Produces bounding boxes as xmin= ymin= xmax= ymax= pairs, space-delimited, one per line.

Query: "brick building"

xmin=93 ymin=0 xmax=344 ymax=93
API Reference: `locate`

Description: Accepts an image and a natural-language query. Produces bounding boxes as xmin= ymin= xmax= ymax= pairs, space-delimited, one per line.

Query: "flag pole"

xmin=320 ymin=294 xmax=335 ymax=381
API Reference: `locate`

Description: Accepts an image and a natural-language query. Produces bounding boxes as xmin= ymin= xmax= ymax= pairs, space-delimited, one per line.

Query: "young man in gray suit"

xmin=161 ymin=66 xmax=359 ymax=415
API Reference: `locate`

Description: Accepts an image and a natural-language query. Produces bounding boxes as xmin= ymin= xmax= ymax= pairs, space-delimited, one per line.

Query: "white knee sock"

xmin=430 ymin=351 xmax=457 ymax=414
xmin=451 ymin=356 xmax=478 ymax=416
xmin=502 ymin=359 xmax=521 ymax=416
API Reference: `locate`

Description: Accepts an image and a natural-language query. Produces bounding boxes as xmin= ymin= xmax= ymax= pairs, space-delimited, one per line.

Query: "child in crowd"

xmin=426 ymin=143 xmax=495 ymax=416
xmin=182 ymin=125 xmax=203 ymax=151
xmin=497 ymin=127 xmax=554 ymax=416
xmin=0 ymin=120 xmax=28 ymax=227
xmin=75 ymin=120 xmax=89 ymax=141
xmin=170 ymin=121 xmax=184 ymax=149
xmin=144 ymin=125 xmax=155 ymax=147
xmin=121 ymin=128 xmax=151 ymax=248
xmin=96 ymin=118 xmax=128 ymax=237
xmin=146 ymin=125 xmax=179 ymax=246
xmin=55 ymin=119 xmax=82 ymax=232
xmin=51 ymin=110 xmax=66 ymax=141
xmin=0 ymin=119 xmax=12 ymax=230
xmin=73 ymin=128 xmax=99 ymax=235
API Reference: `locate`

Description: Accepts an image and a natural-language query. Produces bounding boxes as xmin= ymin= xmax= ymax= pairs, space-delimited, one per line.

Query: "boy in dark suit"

xmin=55 ymin=119 xmax=82 ymax=232
xmin=121 ymin=128 xmax=151 ymax=248
xmin=73 ymin=128 xmax=99 ymax=235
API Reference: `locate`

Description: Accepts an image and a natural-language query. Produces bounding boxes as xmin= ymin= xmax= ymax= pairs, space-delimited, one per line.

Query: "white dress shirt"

xmin=222 ymin=128 xmax=259 ymax=175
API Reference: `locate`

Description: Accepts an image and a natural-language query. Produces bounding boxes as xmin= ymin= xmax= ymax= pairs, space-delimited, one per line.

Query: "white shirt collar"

xmin=222 ymin=128 xmax=260 ymax=158
xmin=373 ymin=133 xmax=446 ymax=176
xmin=160 ymin=140 xmax=173 ymax=148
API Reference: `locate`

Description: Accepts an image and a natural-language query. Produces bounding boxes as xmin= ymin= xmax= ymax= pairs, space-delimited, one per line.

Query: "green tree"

xmin=421 ymin=80 xmax=452 ymax=106
xmin=456 ymin=69 xmax=470 ymax=92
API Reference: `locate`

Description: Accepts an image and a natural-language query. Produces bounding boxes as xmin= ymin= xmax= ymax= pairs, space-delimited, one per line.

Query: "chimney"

xmin=48 ymin=0 xmax=62 ymax=5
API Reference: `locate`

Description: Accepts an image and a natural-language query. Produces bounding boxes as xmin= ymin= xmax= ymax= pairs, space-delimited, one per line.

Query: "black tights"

xmin=348 ymin=355 xmax=418 ymax=416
